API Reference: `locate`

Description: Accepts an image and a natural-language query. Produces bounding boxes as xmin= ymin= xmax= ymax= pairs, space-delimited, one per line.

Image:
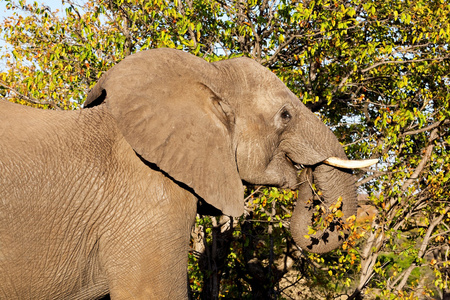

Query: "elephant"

xmin=0 ymin=48 xmax=376 ymax=299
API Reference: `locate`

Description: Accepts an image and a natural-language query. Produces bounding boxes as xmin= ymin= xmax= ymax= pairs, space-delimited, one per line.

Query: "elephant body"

xmin=0 ymin=102 xmax=196 ymax=298
xmin=0 ymin=48 xmax=369 ymax=299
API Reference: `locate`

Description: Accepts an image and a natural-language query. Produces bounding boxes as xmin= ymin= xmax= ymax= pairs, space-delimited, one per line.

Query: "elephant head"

xmin=85 ymin=48 xmax=376 ymax=253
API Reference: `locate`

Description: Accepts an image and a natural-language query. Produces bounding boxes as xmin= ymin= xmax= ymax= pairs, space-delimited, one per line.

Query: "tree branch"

xmin=361 ymin=56 xmax=450 ymax=74
xmin=395 ymin=207 xmax=449 ymax=291
xmin=401 ymin=119 xmax=449 ymax=137
xmin=0 ymin=80 xmax=61 ymax=110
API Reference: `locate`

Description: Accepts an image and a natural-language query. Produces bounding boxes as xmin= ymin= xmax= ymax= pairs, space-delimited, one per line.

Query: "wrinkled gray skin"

xmin=0 ymin=48 xmax=356 ymax=299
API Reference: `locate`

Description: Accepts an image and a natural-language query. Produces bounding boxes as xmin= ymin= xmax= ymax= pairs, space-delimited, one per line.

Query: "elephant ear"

xmin=85 ymin=49 xmax=244 ymax=217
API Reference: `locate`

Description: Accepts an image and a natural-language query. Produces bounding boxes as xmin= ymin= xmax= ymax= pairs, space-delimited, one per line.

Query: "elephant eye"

xmin=280 ymin=109 xmax=292 ymax=122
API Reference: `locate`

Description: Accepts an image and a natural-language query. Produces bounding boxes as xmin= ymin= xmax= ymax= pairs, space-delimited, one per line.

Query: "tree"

xmin=1 ymin=0 xmax=449 ymax=298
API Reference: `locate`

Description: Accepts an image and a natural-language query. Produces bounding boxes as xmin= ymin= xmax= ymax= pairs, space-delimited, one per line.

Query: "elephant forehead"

xmin=237 ymin=87 xmax=297 ymax=115
xmin=219 ymin=64 xmax=298 ymax=108
xmin=213 ymin=57 xmax=279 ymax=86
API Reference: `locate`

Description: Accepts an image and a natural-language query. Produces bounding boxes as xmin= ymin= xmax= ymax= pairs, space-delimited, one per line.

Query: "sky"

xmin=0 ymin=0 xmax=66 ymax=68
xmin=0 ymin=0 xmax=65 ymax=19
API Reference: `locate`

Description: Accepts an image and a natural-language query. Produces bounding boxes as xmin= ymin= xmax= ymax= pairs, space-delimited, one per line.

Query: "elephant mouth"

xmin=283 ymin=155 xmax=305 ymax=189
xmin=292 ymin=161 xmax=305 ymax=171
xmin=285 ymin=155 xmax=304 ymax=169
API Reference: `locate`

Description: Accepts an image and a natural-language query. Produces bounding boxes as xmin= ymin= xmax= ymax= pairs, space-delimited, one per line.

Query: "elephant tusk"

xmin=324 ymin=157 xmax=378 ymax=169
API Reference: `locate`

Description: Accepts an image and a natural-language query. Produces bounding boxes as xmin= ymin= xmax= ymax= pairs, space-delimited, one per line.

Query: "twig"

xmin=244 ymin=186 xmax=264 ymax=202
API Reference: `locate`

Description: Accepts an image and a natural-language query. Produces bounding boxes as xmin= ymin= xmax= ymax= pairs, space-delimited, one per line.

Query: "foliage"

xmin=1 ymin=0 xmax=449 ymax=299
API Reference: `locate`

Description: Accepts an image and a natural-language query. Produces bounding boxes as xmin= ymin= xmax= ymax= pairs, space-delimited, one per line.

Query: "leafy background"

xmin=0 ymin=0 xmax=449 ymax=299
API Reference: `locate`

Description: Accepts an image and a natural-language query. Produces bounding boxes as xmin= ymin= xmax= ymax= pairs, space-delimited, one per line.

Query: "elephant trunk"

xmin=290 ymin=164 xmax=357 ymax=254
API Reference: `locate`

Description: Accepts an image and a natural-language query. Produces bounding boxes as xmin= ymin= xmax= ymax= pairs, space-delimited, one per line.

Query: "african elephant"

xmin=0 ymin=48 xmax=375 ymax=299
